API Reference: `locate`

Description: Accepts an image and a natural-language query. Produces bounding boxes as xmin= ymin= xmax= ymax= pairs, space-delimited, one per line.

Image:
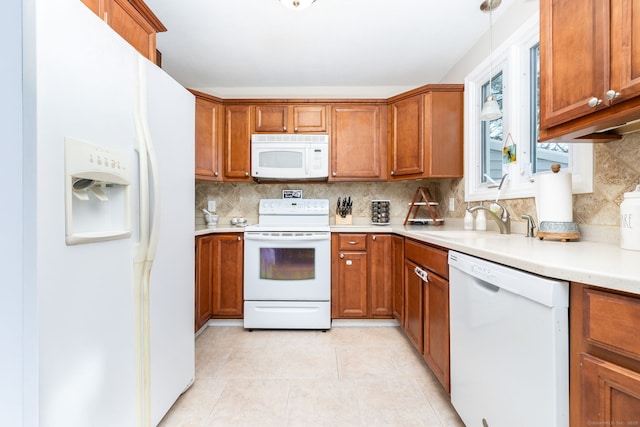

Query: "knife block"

xmin=335 ymin=214 xmax=352 ymax=225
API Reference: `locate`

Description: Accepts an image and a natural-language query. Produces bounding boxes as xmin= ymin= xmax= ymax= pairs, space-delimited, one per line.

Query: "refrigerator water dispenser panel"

xmin=65 ymin=137 xmax=132 ymax=245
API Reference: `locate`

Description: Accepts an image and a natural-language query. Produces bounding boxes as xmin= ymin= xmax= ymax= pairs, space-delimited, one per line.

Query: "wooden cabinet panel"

xmin=404 ymin=259 xmax=424 ymax=352
xmin=540 ymin=0 xmax=609 ymax=128
xmin=580 ymin=354 xmax=640 ymax=425
xmin=330 ymin=104 xmax=386 ymax=181
xmin=211 ymin=234 xmax=243 ymax=317
xmin=224 ymin=105 xmax=252 ymax=181
xmin=82 ymin=0 xmax=165 ymax=63
xmin=195 ymin=235 xmax=214 ymax=331
xmin=423 ymin=272 xmax=450 ymax=392
xmin=610 ymin=0 xmax=640 ymax=102
xmin=337 ymin=233 xmax=367 ymax=251
xmin=389 ymin=85 xmax=463 ymax=179
xmin=335 ymin=251 xmax=368 ymax=318
xmin=404 ymin=239 xmax=448 ymax=279
xmin=368 ymin=234 xmax=393 ymax=317
xmin=195 ymin=96 xmax=224 ymax=181
xmin=392 ymin=235 xmax=405 ymax=323
xmin=389 ymin=94 xmax=424 ymax=178
xmin=253 ymin=104 xmax=327 ymax=133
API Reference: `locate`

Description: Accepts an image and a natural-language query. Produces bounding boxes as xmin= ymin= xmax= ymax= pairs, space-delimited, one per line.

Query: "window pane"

xmin=530 ymin=43 xmax=569 ymax=172
xmin=481 ymin=71 xmax=503 ymax=183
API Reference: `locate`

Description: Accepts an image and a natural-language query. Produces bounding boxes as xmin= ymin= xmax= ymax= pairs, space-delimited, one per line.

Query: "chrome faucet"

xmin=467 ymin=202 xmax=511 ymax=234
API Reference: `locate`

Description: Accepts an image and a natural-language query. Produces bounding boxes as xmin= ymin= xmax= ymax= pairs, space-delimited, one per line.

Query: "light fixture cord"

xmin=488 ymin=1 xmax=494 ymax=97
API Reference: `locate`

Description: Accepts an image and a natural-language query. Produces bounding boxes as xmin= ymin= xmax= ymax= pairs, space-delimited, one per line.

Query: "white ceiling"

xmin=145 ymin=0 xmax=518 ymax=98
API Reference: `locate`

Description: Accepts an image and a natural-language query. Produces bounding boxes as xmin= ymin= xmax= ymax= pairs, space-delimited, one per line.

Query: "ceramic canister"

xmin=620 ymin=185 xmax=640 ymax=251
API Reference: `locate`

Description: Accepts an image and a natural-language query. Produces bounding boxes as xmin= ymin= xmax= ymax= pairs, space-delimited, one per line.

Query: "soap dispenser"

xmin=464 ymin=204 xmax=474 ymax=230
xmin=475 ymin=208 xmax=487 ymax=231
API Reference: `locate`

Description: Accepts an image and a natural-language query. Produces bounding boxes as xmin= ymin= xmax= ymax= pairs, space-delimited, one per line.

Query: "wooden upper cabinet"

xmin=253 ymin=104 xmax=327 ymax=133
xmin=540 ymin=0 xmax=640 ymax=142
xmin=81 ymin=0 xmax=166 ymax=64
xmin=388 ymin=85 xmax=463 ymax=180
xmin=330 ymin=104 xmax=387 ymax=181
xmin=224 ymin=105 xmax=252 ymax=181
xmin=194 ymin=93 xmax=224 ymax=181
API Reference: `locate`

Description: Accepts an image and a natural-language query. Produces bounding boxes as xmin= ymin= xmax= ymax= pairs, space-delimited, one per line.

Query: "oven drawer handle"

xmin=244 ymin=233 xmax=330 ymax=242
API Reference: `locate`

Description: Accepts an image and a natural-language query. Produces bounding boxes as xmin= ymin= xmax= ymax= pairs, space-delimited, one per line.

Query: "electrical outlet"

xmin=449 ymin=198 xmax=455 ymax=211
xmin=207 ymin=200 xmax=216 ymax=212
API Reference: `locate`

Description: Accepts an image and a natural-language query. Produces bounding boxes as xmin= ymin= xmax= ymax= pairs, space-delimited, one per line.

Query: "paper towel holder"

xmin=536 ymin=163 xmax=581 ymax=241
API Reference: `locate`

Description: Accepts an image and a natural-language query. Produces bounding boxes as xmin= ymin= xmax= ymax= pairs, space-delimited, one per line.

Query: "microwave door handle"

xmin=305 ymin=145 xmax=310 ymax=176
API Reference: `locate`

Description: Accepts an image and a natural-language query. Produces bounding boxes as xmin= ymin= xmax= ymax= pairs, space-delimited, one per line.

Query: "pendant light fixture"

xmin=479 ymin=0 xmax=502 ymax=121
xmin=279 ymin=0 xmax=316 ymax=11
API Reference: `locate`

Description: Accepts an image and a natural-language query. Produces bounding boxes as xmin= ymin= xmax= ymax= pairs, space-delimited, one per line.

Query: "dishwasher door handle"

xmin=474 ymin=279 xmax=500 ymax=294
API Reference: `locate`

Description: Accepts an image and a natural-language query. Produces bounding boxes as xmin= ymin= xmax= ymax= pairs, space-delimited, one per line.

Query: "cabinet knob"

xmin=237 ymin=236 xmax=242 ymax=241
xmin=372 ymin=235 xmax=377 ymax=241
xmin=390 ymin=171 xmax=395 ymax=176
xmin=605 ymin=89 xmax=621 ymax=101
xmin=588 ymin=97 xmax=603 ymax=108
xmin=332 ymin=172 xmax=336 ymax=176
xmin=244 ymin=171 xmax=249 ymax=177
xmin=283 ymin=127 xmax=287 ymax=132
xmin=294 ymin=127 xmax=298 ymax=132
xmin=340 ymin=253 xmax=344 ymax=259
xmin=214 ymin=171 xmax=219 ymax=177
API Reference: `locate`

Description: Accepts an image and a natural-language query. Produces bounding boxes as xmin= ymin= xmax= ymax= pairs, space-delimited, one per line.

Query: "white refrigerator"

xmin=19 ymin=0 xmax=195 ymax=425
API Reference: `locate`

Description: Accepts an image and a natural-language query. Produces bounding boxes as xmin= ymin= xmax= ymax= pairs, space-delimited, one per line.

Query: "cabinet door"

xmin=392 ymin=236 xmax=405 ymax=323
xmin=211 ymin=234 xmax=244 ymax=317
xmin=195 ymin=97 xmax=224 ymax=181
xmin=293 ymin=105 xmax=327 ymax=132
xmin=404 ymin=259 xmax=424 ymax=352
xmin=580 ymin=354 xmax=640 ymax=426
xmin=424 ymin=91 xmax=463 ymax=178
xmin=540 ymin=0 xmax=609 ymax=128
xmin=389 ymin=94 xmax=424 ymax=178
xmin=368 ymin=234 xmax=393 ymax=318
xmin=103 ymin=0 xmax=159 ymax=63
xmin=423 ymin=272 xmax=450 ymax=392
xmin=330 ymin=105 xmax=386 ymax=181
xmin=224 ymin=105 xmax=252 ymax=181
xmin=335 ymin=251 xmax=368 ymax=318
xmin=195 ymin=235 xmax=214 ymax=331
xmin=254 ymin=105 xmax=288 ymax=133
xmin=610 ymin=0 xmax=640 ymax=103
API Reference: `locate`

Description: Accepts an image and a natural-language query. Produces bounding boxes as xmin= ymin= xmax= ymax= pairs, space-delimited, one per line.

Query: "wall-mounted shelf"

xmin=404 ymin=187 xmax=443 ymax=226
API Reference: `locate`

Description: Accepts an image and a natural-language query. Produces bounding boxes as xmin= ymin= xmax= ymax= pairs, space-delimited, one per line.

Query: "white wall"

xmin=439 ymin=0 xmax=539 ymax=84
xmin=0 ymin=0 xmax=26 ymax=425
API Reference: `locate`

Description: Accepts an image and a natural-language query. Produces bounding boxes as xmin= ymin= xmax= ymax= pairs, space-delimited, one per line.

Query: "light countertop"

xmin=195 ymin=223 xmax=640 ymax=295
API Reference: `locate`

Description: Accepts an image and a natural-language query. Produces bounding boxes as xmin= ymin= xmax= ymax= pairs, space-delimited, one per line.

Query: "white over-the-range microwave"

xmin=251 ymin=134 xmax=329 ymax=180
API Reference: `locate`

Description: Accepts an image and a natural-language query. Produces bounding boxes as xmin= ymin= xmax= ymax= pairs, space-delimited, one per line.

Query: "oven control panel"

xmin=258 ymin=199 xmax=329 ymax=215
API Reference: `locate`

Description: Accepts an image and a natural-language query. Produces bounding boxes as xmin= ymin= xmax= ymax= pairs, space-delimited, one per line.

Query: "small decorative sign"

xmin=502 ymin=133 xmax=517 ymax=164
xmin=282 ymin=189 xmax=302 ymax=199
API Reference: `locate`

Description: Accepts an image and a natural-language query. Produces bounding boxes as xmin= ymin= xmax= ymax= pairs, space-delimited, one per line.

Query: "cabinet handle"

xmin=372 ymin=235 xmax=377 ymax=241
xmin=348 ymin=241 xmax=358 ymax=245
xmin=605 ymin=89 xmax=621 ymax=101
xmin=340 ymin=253 xmax=344 ymax=259
xmin=237 ymin=236 xmax=242 ymax=241
xmin=588 ymin=97 xmax=602 ymax=108
xmin=244 ymin=171 xmax=249 ymax=177
xmin=390 ymin=171 xmax=394 ymax=176
xmin=283 ymin=127 xmax=287 ymax=132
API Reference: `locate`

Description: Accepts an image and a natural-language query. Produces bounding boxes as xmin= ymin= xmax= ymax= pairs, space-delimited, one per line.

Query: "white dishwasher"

xmin=448 ymin=251 xmax=569 ymax=427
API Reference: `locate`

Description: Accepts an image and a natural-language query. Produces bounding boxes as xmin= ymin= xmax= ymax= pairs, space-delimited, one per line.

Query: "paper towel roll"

xmin=536 ymin=169 xmax=573 ymax=223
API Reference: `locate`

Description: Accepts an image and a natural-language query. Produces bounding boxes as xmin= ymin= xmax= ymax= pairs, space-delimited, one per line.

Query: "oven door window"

xmin=260 ymin=247 xmax=315 ymax=280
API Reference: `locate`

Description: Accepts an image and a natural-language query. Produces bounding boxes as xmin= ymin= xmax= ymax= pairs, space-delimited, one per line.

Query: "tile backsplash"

xmin=196 ymin=131 xmax=640 ymax=231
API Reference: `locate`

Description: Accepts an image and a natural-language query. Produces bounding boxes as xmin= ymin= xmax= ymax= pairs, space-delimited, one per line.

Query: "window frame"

xmin=463 ymin=13 xmax=593 ymax=203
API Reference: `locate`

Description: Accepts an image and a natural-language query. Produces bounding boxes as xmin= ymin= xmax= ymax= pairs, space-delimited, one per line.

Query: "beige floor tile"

xmin=336 ymin=347 xmax=400 ymax=379
xmin=158 ymin=378 xmax=225 ymax=426
xmin=196 ymin=326 xmax=271 ymax=350
xmin=207 ymin=379 xmax=290 ymax=426
xmin=194 ymin=346 xmax=233 ymax=379
xmin=286 ymin=379 xmax=361 ymax=427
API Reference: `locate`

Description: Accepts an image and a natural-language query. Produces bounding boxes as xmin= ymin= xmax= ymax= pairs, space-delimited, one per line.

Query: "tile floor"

xmin=159 ymin=325 xmax=465 ymax=427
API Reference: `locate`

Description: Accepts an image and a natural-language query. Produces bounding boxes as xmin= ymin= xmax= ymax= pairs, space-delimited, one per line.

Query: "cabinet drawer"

xmin=404 ymin=239 xmax=448 ymax=279
xmin=337 ymin=234 xmax=367 ymax=251
xmin=584 ymin=288 xmax=640 ymax=361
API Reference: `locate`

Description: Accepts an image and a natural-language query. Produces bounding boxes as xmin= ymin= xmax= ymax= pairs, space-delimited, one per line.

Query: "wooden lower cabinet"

xmin=331 ymin=233 xmax=393 ymax=318
xmin=403 ymin=238 xmax=450 ymax=392
xmin=194 ymin=233 xmax=243 ymax=331
xmin=570 ymin=282 xmax=640 ymax=426
xmin=391 ymin=235 xmax=405 ymax=323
